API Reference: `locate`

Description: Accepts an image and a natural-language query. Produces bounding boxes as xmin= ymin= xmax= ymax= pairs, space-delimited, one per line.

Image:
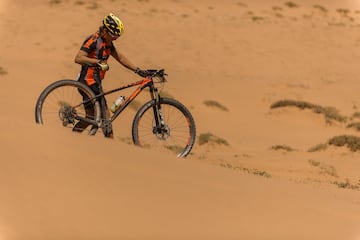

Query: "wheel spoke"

xmin=35 ymin=80 xmax=100 ymax=135
xmin=132 ymin=98 xmax=196 ymax=157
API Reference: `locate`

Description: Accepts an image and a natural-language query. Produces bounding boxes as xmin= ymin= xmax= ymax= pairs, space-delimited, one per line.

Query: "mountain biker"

xmin=72 ymin=13 xmax=149 ymax=137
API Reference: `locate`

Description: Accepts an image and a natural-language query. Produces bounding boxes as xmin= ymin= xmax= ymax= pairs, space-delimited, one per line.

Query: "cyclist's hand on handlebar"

xmin=97 ymin=61 xmax=109 ymax=71
xmin=134 ymin=67 xmax=149 ymax=78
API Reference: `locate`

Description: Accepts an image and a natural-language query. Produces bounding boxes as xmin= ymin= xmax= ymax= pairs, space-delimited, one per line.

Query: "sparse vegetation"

xmin=118 ymin=137 xmax=132 ymax=145
xmin=203 ymin=100 xmax=228 ymax=111
xmin=328 ymin=135 xmax=360 ymax=152
xmin=252 ymin=16 xmax=266 ymax=22
xmin=150 ymin=8 xmax=159 ymax=13
xmin=165 ymin=145 xmax=184 ymax=153
xmin=270 ymin=145 xmax=296 ymax=152
xmin=252 ymin=170 xmax=272 ymax=178
xmin=347 ymin=122 xmax=360 ymax=131
xmin=309 ymin=135 xmax=360 ymax=152
xmin=0 ymin=67 xmax=8 ymax=75
xmin=270 ymin=99 xmax=347 ymax=123
xmin=237 ymin=2 xmax=247 ymax=7
xmin=308 ymin=143 xmax=328 ymax=152
xmin=352 ymin=112 xmax=360 ymax=118
xmin=198 ymin=132 xmax=229 ymax=146
xmin=74 ymin=0 xmax=85 ymax=5
xmin=49 ymin=0 xmax=61 ymax=4
xmin=284 ymin=1 xmax=299 ymax=8
xmin=272 ymin=6 xmax=283 ymax=11
xmin=332 ymin=179 xmax=359 ymax=190
xmin=320 ymin=164 xmax=338 ymax=177
xmin=337 ymin=8 xmax=351 ymax=16
xmin=308 ymin=159 xmax=320 ymax=167
xmin=313 ymin=5 xmax=328 ymax=13
xmin=220 ymin=163 xmax=271 ymax=178
xmin=308 ymin=159 xmax=338 ymax=177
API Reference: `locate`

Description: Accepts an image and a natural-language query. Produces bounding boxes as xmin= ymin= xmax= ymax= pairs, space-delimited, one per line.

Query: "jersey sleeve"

xmin=80 ymin=34 xmax=97 ymax=53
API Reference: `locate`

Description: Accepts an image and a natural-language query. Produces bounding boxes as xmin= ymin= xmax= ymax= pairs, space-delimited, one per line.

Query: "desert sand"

xmin=1 ymin=0 xmax=360 ymax=239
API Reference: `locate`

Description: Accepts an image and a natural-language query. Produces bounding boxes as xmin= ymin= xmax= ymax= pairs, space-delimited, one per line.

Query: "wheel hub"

xmin=58 ymin=105 xmax=76 ymax=126
xmin=153 ymin=124 xmax=170 ymax=140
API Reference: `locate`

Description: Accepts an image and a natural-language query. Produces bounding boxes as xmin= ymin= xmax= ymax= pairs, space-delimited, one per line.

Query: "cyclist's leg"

xmin=99 ymin=96 xmax=113 ymax=138
xmin=72 ymin=74 xmax=113 ymax=137
xmin=83 ymin=83 xmax=113 ymax=137
xmin=72 ymin=88 xmax=95 ymax=132
xmin=73 ymin=75 xmax=96 ymax=133
xmin=87 ymin=83 xmax=102 ymax=135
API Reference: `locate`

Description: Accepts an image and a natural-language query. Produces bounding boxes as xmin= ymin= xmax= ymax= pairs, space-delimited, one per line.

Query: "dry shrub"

xmin=284 ymin=1 xmax=299 ymax=8
xmin=332 ymin=179 xmax=360 ymax=190
xmin=49 ymin=0 xmax=61 ymax=4
xmin=203 ymin=100 xmax=228 ymax=111
xmin=337 ymin=8 xmax=350 ymax=16
xmin=347 ymin=122 xmax=360 ymax=131
xmin=270 ymin=99 xmax=347 ymax=123
xmin=237 ymin=2 xmax=247 ymax=7
xmin=220 ymin=163 xmax=271 ymax=178
xmin=308 ymin=143 xmax=328 ymax=152
xmin=198 ymin=132 xmax=229 ymax=146
xmin=308 ymin=159 xmax=338 ymax=177
xmin=328 ymin=135 xmax=360 ymax=152
xmin=74 ymin=0 xmax=85 ymax=5
xmin=252 ymin=16 xmax=266 ymax=22
xmin=0 ymin=67 xmax=8 ymax=75
xmin=352 ymin=112 xmax=360 ymax=118
xmin=270 ymin=145 xmax=296 ymax=152
xmin=313 ymin=5 xmax=328 ymax=13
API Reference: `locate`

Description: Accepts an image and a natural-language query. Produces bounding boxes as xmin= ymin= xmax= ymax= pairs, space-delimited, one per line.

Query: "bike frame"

xmin=76 ymin=77 xmax=162 ymax=128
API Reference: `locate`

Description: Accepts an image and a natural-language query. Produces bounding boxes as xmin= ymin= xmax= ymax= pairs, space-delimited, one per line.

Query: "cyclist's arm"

xmin=74 ymin=50 xmax=98 ymax=65
xmin=111 ymin=49 xmax=137 ymax=72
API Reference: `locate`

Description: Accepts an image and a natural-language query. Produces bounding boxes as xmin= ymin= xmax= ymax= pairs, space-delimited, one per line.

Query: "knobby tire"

xmin=132 ymin=98 xmax=196 ymax=158
xmin=35 ymin=79 xmax=101 ymax=133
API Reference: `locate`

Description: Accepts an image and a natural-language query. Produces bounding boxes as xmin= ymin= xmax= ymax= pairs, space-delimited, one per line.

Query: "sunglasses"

xmin=107 ymin=31 xmax=119 ymax=40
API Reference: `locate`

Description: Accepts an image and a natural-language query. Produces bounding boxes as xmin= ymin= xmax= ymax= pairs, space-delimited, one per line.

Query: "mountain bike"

xmin=35 ymin=69 xmax=196 ymax=157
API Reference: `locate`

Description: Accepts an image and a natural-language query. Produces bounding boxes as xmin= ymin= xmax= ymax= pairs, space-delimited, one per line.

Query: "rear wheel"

xmin=35 ymin=80 xmax=101 ymax=134
xmin=132 ymin=98 xmax=196 ymax=157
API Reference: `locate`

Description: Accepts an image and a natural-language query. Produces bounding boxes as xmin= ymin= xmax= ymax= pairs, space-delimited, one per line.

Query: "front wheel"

xmin=132 ymin=98 xmax=196 ymax=158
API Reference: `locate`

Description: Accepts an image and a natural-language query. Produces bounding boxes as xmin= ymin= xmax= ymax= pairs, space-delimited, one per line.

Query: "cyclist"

xmin=72 ymin=13 xmax=148 ymax=137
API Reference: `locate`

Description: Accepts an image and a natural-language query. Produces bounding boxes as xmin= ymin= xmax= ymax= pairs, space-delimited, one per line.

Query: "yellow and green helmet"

xmin=103 ymin=13 xmax=124 ymax=37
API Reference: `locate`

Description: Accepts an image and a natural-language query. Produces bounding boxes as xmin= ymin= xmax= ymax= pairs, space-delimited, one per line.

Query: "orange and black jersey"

xmin=78 ymin=31 xmax=116 ymax=86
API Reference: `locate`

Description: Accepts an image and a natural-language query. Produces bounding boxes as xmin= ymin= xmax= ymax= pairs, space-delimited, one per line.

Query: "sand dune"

xmin=1 ymin=0 xmax=360 ymax=239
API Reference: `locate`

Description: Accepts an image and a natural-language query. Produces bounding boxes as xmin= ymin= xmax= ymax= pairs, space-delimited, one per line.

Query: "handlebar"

xmin=86 ymin=65 xmax=167 ymax=82
xmin=146 ymin=69 xmax=167 ymax=82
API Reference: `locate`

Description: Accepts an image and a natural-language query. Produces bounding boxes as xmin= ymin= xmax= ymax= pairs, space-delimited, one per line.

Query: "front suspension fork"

xmin=151 ymin=88 xmax=166 ymax=133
